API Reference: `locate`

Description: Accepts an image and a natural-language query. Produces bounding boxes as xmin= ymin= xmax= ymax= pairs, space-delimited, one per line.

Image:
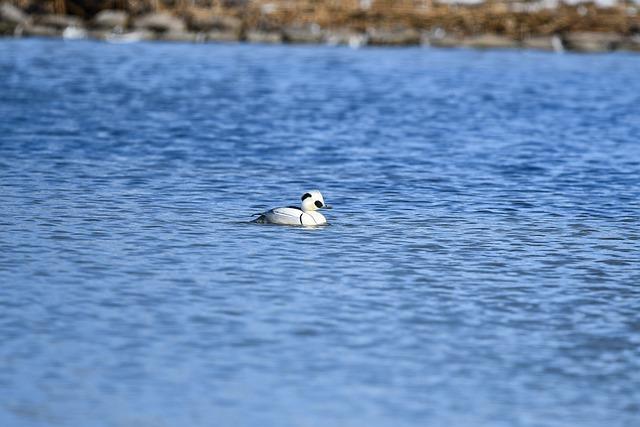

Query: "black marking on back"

xmin=299 ymin=213 xmax=304 ymax=225
xmin=251 ymin=214 xmax=267 ymax=224
xmin=301 ymin=193 xmax=312 ymax=201
xmin=287 ymin=206 xmax=303 ymax=211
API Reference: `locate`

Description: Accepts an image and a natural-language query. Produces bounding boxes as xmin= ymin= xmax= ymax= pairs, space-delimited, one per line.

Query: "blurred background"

xmin=2 ymin=0 xmax=640 ymax=51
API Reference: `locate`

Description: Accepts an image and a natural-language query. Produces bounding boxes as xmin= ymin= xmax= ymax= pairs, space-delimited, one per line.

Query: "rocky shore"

xmin=2 ymin=1 xmax=640 ymax=53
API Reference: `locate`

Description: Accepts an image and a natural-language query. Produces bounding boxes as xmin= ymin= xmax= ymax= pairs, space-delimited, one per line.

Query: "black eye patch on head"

xmin=315 ymin=201 xmax=323 ymax=208
xmin=301 ymin=193 xmax=312 ymax=201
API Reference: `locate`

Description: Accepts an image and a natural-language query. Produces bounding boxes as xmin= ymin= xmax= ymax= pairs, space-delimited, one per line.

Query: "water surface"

xmin=1 ymin=39 xmax=639 ymax=427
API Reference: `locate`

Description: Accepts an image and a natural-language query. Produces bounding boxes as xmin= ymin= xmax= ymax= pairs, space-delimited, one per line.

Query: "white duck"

xmin=252 ymin=190 xmax=332 ymax=226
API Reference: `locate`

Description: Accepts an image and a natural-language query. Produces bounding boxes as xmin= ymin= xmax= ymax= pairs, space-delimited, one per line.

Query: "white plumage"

xmin=253 ymin=190 xmax=332 ymax=226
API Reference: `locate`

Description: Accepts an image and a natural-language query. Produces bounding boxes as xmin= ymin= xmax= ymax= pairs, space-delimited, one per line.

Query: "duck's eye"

xmin=315 ymin=201 xmax=323 ymax=208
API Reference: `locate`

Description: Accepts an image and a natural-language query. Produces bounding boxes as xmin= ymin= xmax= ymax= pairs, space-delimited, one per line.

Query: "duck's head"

xmin=301 ymin=190 xmax=332 ymax=212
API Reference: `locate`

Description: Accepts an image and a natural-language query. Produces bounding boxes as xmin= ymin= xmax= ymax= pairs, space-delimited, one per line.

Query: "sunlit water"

xmin=1 ymin=38 xmax=639 ymax=427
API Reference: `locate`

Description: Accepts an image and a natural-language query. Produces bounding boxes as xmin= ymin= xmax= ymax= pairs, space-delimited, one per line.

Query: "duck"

xmin=252 ymin=190 xmax=332 ymax=226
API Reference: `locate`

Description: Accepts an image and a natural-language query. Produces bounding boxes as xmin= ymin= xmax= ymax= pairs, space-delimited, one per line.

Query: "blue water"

xmin=1 ymin=38 xmax=639 ymax=427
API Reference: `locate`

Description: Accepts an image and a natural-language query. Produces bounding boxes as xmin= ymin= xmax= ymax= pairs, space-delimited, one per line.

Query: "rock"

xmin=620 ymin=35 xmax=640 ymax=52
xmin=367 ymin=27 xmax=420 ymax=46
xmin=245 ymin=30 xmax=282 ymax=44
xmin=324 ymin=30 xmax=368 ymax=48
xmin=563 ymin=32 xmax=622 ymax=52
xmin=22 ymin=24 xmax=61 ymax=37
xmin=35 ymin=14 xmax=82 ymax=30
xmin=86 ymin=29 xmax=109 ymax=40
xmin=461 ymin=34 xmax=517 ymax=49
xmin=421 ymin=28 xmax=463 ymax=48
xmin=207 ymin=30 xmax=240 ymax=42
xmin=347 ymin=33 xmax=368 ymax=48
xmin=509 ymin=2 xmax=546 ymax=13
xmin=103 ymin=29 xmax=154 ymax=43
xmin=157 ymin=31 xmax=200 ymax=43
xmin=186 ymin=10 xmax=241 ymax=33
xmin=0 ymin=21 xmax=16 ymax=35
xmin=260 ymin=3 xmax=278 ymax=14
xmin=62 ymin=26 xmax=87 ymax=39
xmin=422 ymin=29 xmax=463 ymax=48
xmin=93 ymin=10 xmax=128 ymax=30
xmin=134 ymin=12 xmax=185 ymax=33
xmin=222 ymin=0 xmax=249 ymax=6
xmin=427 ymin=35 xmax=462 ymax=48
xmin=521 ymin=36 xmax=556 ymax=51
xmin=1 ymin=2 xmax=29 ymax=25
xmin=283 ymin=24 xmax=323 ymax=44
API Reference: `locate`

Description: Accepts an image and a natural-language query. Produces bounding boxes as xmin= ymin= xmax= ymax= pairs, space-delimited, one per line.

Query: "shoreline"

xmin=2 ymin=1 xmax=640 ymax=53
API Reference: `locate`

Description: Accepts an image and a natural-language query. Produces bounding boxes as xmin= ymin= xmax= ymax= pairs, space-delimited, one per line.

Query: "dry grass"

xmin=242 ymin=1 xmax=638 ymax=37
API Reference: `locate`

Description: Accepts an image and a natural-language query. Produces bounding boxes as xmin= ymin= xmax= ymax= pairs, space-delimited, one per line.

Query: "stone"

xmin=93 ymin=10 xmax=128 ymax=30
xmin=86 ymin=29 xmax=109 ymax=40
xmin=461 ymin=34 xmax=517 ymax=49
xmin=134 ymin=12 xmax=185 ymax=33
xmin=245 ymin=30 xmax=282 ymax=44
xmin=324 ymin=30 xmax=368 ymax=48
xmin=103 ymin=30 xmax=154 ymax=43
xmin=367 ymin=27 xmax=420 ymax=46
xmin=23 ymin=24 xmax=61 ymax=37
xmin=186 ymin=10 xmax=241 ymax=33
xmin=222 ymin=0 xmax=249 ymax=6
xmin=35 ymin=14 xmax=82 ymax=30
xmin=260 ymin=3 xmax=278 ymax=14
xmin=563 ymin=32 xmax=622 ymax=52
xmin=157 ymin=31 xmax=199 ymax=43
xmin=422 ymin=28 xmax=463 ymax=48
xmin=620 ymin=36 xmax=640 ymax=52
xmin=0 ymin=21 xmax=16 ymax=35
xmin=207 ymin=30 xmax=240 ymax=42
xmin=521 ymin=36 xmax=555 ymax=51
xmin=62 ymin=26 xmax=87 ymax=39
xmin=422 ymin=30 xmax=462 ymax=48
xmin=283 ymin=24 xmax=323 ymax=44
xmin=427 ymin=36 xmax=462 ymax=48
xmin=0 ymin=2 xmax=29 ymax=25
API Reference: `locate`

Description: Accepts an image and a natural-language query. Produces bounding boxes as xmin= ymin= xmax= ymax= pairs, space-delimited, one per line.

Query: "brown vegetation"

xmin=2 ymin=0 xmax=639 ymax=51
xmin=7 ymin=0 xmax=639 ymax=38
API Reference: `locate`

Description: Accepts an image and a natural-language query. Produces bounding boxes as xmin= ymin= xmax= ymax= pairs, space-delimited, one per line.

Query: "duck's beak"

xmin=323 ymin=204 xmax=333 ymax=209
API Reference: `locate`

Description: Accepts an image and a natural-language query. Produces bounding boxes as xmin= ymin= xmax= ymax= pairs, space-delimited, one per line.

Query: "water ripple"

xmin=1 ymin=39 xmax=639 ymax=427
